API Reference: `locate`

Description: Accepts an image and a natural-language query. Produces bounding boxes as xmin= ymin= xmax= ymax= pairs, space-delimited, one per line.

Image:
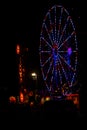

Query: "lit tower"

xmin=16 ymin=44 xmax=25 ymax=101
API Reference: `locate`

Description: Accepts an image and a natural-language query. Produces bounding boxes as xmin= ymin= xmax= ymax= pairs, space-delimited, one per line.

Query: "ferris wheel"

xmin=39 ymin=5 xmax=78 ymax=96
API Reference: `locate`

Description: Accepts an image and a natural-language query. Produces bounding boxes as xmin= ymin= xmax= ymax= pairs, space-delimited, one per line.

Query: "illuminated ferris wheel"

xmin=39 ymin=5 xmax=78 ymax=96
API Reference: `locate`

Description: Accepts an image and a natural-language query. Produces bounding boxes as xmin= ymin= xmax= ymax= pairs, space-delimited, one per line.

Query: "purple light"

xmin=67 ymin=47 xmax=72 ymax=55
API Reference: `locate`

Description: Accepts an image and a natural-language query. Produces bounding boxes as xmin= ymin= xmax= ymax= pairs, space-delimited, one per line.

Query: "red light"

xmin=16 ymin=44 xmax=20 ymax=54
xmin=20 ymin=92 xmax=24 ymax=103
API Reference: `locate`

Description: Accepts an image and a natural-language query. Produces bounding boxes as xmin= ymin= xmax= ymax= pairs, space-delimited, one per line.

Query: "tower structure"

xmin=16 ymin=44 xmax=29 ymax=102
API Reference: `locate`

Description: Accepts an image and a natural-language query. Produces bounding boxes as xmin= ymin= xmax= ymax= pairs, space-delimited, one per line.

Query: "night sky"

xmin=0 ymin=0 xmax=87 ymax=110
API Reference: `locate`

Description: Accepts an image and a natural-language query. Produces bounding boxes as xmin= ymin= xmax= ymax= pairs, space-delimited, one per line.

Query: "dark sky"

xmin=0 ymin=0 xmax=87 ymax=100
xmin=0 ymin=0 xmax=87 ymax=112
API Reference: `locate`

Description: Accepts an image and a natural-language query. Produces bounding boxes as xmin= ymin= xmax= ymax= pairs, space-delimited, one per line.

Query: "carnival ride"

xmin=39 ymin=5 xmax=78 ymax=99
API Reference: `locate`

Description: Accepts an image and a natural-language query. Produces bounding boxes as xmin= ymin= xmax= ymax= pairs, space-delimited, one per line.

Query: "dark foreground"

xmin=0 ymin=100 xmax=85 ymax=122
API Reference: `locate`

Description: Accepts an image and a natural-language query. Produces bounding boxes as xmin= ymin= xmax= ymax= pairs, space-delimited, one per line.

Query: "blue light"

xmin=67 ymin=47 xmax=72 ymax=55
